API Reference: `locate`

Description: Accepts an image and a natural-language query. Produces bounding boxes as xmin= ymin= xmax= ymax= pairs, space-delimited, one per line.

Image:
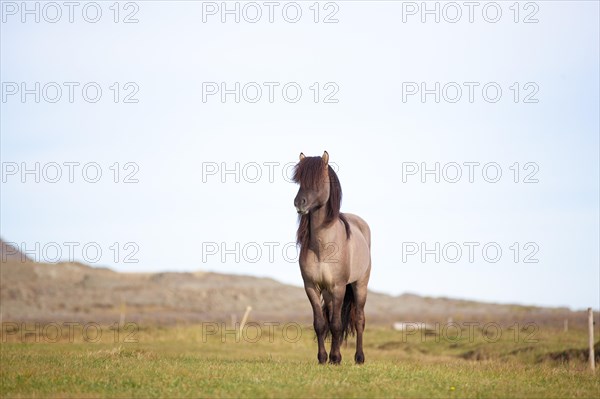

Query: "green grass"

xmin=1 ymin=323 xmax=598 ymax=398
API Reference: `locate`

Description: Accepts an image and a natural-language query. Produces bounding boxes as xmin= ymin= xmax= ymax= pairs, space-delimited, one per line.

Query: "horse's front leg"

xmin=304 ymin=284 xmax=328 ymax=364
xmin=328 ymin=284 xmax=346 ymax=365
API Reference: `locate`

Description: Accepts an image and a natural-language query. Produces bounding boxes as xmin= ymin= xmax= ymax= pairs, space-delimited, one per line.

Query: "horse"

xmin=293 ymin=151 xmax=371 ymax=364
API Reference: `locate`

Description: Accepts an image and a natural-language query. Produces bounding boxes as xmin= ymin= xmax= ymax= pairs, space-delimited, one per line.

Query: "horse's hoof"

xmin=355 ymin=353 xmax=365 ymax=364
xmin=329 ymin=354 xmax=342 ymax=364
xmin=318 ymin=353 xmax=328 ymax=364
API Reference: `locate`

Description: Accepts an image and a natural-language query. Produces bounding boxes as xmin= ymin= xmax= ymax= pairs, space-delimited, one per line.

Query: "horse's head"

xmin=293 ymin=151 xmax=332 ymax=215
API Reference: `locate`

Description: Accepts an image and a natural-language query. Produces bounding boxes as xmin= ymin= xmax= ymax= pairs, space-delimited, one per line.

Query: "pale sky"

xmin=1 ymin=1 xmax=598 ymax=310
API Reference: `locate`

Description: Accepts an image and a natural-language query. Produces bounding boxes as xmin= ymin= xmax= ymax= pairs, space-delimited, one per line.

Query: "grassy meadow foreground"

xmin=1 ymin=323 xmax=598 ymax=398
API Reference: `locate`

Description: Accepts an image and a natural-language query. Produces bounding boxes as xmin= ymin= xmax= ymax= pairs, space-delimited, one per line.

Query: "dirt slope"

xmin=0 ymin=258 xmax=585 ymax=327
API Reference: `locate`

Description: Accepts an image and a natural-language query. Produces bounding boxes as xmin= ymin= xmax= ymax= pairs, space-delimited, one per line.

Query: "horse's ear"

xmin=299 ymin=152 xmax=306 ymax=161
xmin=322 ymin=151 xmax=329 ymax=165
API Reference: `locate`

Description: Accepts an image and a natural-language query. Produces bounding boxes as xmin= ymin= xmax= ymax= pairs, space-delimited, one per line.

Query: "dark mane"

xmin=293 ymin=156 xmax=326 ymax=190
xmin=293 ymin=157 xmax=351 ymax=256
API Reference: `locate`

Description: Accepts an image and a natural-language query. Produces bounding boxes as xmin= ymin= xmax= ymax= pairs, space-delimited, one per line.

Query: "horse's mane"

xmin=293 ymin=156 xmax=351 ymax=257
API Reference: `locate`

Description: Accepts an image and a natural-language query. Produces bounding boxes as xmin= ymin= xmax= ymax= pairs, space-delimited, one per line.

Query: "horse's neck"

xmin=308 ymin=204 xmax=335 ymax=247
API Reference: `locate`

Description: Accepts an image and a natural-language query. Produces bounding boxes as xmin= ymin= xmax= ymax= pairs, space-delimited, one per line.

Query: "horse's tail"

xmin=341 ymin=284 xmax=357 ymax=341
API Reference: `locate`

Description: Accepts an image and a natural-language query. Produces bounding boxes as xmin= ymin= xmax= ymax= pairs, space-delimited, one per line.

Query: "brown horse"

xmin=293 ymin=151 xmax=371 ymax=364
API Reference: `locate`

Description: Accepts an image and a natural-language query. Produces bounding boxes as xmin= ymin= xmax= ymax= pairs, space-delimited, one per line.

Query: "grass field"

xmin=1 ymin=322 xmax=598 ymax=398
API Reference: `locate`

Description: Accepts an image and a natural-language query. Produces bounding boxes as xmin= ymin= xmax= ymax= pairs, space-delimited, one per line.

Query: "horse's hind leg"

xmin=352 ymin=265 xmax=370 ymax=364
xmin=304 ymin=283 xmax=328 ymax=364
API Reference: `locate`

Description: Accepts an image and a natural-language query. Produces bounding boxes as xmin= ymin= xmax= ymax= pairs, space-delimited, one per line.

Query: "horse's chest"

xmin=302 ymin=258 xmax=340 ymax=289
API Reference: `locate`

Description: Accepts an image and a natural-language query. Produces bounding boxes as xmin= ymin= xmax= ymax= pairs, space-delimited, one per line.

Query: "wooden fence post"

xmin=588 ymin=308 xmax=595 ymax=372
xmin=119 ymin=298 xmax=126 ymax=329
xmin=238 ymin=306 xmax=252 ymax=341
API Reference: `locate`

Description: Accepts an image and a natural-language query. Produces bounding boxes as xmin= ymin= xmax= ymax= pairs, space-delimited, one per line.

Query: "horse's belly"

xmin=347 ymin=237 xmax=370 ymax=283
xmin=348 ymin=258 xmax=369 ymax=283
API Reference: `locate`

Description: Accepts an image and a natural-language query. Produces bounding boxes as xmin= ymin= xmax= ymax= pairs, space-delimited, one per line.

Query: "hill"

xmin=1 ymin=257 xmax=585 ymax=328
